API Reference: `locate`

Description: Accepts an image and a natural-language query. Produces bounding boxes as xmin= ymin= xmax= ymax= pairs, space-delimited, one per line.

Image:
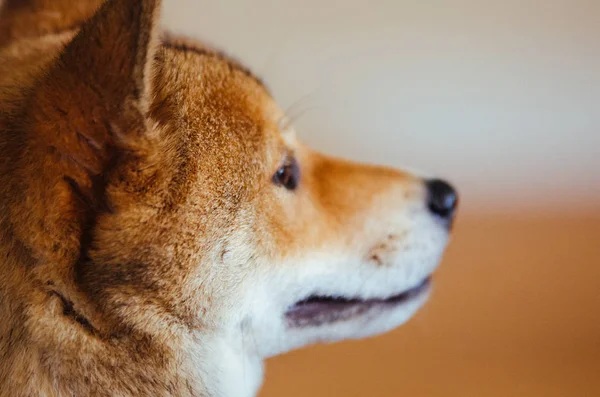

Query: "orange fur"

xmin=0 ymin=1 xmax=454 ymax=396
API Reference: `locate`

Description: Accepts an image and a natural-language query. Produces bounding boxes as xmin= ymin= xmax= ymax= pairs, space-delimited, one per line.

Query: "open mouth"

xmin=285 ymin=276 xmax=432 ymax=328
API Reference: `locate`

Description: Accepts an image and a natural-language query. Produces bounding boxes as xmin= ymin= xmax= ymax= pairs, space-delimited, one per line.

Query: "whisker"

xmin=285 ymin=106 xmax=321 ymax=128
xmin=283 ymin=91 xmax=319 ymax=120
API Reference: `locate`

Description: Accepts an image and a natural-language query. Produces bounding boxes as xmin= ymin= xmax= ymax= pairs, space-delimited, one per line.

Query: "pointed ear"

xmin=12 ymin=0 xmax=162 ymax=266
xmin=30 ymin=0 xmax=162 ymax=174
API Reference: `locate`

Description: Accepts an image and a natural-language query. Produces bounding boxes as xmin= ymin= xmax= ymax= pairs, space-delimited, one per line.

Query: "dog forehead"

xmin=151 ymin=39 xmax=281 ymax=139
xmin=143 ymin=41 xmax=286 ymax=202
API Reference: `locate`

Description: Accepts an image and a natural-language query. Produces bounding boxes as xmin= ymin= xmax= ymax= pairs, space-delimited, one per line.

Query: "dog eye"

xmin=273 ymin=157 xmax=300 ymax=190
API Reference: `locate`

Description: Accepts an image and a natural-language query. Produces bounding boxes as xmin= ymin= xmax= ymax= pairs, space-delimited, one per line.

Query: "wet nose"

xmin=426 ymin=179 xmax=458 ymax=223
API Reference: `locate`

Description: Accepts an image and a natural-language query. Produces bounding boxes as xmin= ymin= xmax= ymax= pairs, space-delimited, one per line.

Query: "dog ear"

xmin=11 ymin=0 xmax=163 ymax=264
xmin=0 ymin=0 xmax=104 ymax=47
xmin=28 ymin=0 xmax=162 ymax=176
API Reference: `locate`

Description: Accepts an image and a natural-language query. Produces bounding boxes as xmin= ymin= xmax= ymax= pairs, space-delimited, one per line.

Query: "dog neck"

xmin=188 ymin=332 xmax=265 ymax=397
xmin=0 ymin=233 xmax=264 ymax=397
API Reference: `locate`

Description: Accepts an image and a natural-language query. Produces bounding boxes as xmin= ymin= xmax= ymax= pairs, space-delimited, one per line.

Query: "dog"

xmin=0 ymin=0 xmax=457 ymax=395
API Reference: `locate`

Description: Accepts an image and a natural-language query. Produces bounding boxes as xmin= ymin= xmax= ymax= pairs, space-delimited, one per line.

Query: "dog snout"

xmin=425 ymin=179 xmax=458 ymax=227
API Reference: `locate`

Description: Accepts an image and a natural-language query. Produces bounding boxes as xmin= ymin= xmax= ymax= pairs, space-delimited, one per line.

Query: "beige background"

xmin=163 ymin=1 xmax=600 ymax=395
xmin=164 ymin=0 xmax=600 ymax=214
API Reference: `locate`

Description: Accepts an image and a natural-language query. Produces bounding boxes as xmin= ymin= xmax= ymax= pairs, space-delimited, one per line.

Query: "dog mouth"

xmin=285 ymin=276 xmax=432 ymax=328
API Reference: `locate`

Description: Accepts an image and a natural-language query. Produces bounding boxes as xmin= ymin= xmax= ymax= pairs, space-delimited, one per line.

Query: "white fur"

xmin=188 ymin=197 xmax=449 ymax=396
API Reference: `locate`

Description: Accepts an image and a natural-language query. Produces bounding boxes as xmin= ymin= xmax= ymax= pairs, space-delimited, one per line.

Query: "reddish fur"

xmin=0 ymin=0 xmax=420 ymax=395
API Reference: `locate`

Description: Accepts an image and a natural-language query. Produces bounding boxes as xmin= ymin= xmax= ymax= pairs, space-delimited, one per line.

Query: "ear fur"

xmin=30 ymin=0 xmax=162 ymax=167
xmin=0 ymin=0 xmax=104 ymax=47
xmin=9 ymin=0 xmax=162 ymax=264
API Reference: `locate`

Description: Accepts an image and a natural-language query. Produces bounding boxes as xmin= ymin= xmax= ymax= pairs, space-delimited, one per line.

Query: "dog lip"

xmin=285 ymin=276 xmax=432 ymax=328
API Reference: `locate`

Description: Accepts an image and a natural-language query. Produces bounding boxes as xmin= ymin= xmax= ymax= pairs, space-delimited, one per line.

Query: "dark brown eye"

xmin=273 ymin=157 xmax=300 ymax=190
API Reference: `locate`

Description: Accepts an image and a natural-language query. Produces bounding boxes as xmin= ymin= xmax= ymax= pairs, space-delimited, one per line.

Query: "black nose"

xmin=426 ymin=179 xmax=458 ymax=221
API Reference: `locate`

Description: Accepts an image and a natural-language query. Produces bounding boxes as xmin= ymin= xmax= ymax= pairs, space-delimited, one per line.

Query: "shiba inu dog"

xmin=0 ymin=0 xmax=458 ymax=395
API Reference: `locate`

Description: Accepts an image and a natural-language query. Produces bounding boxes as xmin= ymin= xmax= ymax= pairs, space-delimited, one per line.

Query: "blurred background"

xmin=164 ymin=1 xmax=600 ymax=396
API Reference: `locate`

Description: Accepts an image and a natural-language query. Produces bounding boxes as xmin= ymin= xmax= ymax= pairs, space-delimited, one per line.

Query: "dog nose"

xmin=426 ymin=179 xmax=458 ymax=222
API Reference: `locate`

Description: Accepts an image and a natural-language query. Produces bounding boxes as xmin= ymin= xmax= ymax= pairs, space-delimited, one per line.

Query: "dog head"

xmin=3 ymin=0 xmax=457 ymax=393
